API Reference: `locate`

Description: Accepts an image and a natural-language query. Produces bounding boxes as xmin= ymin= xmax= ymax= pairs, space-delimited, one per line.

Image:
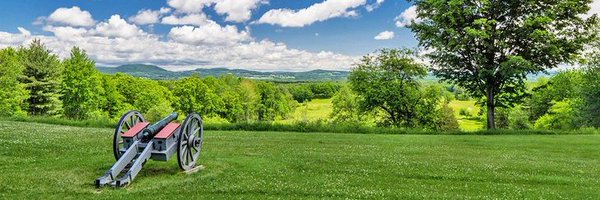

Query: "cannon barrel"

xmin=142 ymin=112 xmax=178 ymax=139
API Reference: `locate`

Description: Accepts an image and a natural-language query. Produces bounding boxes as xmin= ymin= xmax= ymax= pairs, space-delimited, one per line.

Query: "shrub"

xmin=459 ymin=108 xmax=472 ymax=117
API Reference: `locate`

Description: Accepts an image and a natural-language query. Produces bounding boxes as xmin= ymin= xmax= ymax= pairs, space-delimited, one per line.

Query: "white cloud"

xmin=256 ymin=0 xmax=367 ymax=27
xmin=129 ymin=8 xmax=171 ymax=25
xmin=161 ymin=13 xmax=210 ymax=26
xmin=374 ymin=31 xmax=394 ymax=40
xmin=168 ymin=22 xmax=251 ymax=45
xmin=43 ymin=26 xmax=89 ymax=40
xmin=395 ymin=5 xmax=419 ymax=28
xmin=167 ymin=0 xmax=264 ymax=22
xmin=167 ymin=0 xmax=213 ymax=13
xmin=17 ymin=27 xmax=31 ymax=37
xmin=584 ymin=0 xmax=600 ymax=18
xmin=47 ymin=6 xmax=95 ymax=27
xmin=365 ymin=0 xmax=384 ymax=12
xmin=213 ymin=0 xmax=267 ymax=22
xmin=93 ymin=15 xmax=145 ymax=38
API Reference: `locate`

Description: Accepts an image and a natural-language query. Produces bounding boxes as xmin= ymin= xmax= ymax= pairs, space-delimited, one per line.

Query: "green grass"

xmin=279 ymin=98 xmax=333 ymax=124
xmin=1 ymin=121 xmax=600 ymax=199
xmin=448 ymin=100 xmax=485 ymax=131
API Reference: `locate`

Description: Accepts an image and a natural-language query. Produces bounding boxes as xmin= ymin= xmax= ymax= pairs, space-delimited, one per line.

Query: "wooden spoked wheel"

xmin=177 ymin=113 xmax=203 ymax=171
xmin=113 ymin=110 xmax=145 ymax=160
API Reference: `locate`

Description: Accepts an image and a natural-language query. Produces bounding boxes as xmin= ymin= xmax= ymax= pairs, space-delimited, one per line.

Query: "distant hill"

xmin=97 ymin=64 xmax=350 ymax=81
xmin=97 ymin=64 xmax=556 ymax=82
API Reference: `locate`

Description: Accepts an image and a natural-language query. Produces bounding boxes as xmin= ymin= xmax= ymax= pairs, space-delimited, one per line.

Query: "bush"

xmin=459 ymin=108 xmax=473 ymax=117
xmin=508 ymin=106 xmax=531 ymax=130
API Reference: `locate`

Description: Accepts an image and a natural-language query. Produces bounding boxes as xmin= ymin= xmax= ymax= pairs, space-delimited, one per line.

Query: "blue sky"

xmin=0 ymin=0 xmax=597 ymax=71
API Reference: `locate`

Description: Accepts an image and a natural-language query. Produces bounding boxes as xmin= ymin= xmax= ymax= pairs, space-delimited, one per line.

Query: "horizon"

xmin=0 ymin=0 xmax=597 ymax=72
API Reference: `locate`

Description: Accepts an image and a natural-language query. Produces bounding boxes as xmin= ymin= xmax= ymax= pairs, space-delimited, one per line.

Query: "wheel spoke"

xmin=187 ymin=148 xmax=193 ymax=162
xmin=124 ymin=122 xmax=131 ymax=129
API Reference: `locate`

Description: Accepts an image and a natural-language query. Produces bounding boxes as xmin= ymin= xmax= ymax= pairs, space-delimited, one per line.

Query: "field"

xmin=279 ymin=98 xmax=333 ymax=124
xmin=279 ymin=98 xmax=484 ymax=131
xmin=1 ymin=121 xmax=599 ymax=199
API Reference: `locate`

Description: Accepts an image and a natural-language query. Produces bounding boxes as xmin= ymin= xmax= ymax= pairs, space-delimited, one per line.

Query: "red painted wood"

xmin=154 ymin=123 xmax=180 ymax=139
xmin=122 ymin=122 xmax=150 ymax=137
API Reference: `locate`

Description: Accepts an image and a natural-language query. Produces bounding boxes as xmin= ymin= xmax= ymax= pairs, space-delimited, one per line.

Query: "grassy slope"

xmin=1 ymin=121 xmax=599 ymax=199
xmin=279 ymin=98 xmax=333 ymax=124
xmin=448 ymin=100 xmax=485 ymax=131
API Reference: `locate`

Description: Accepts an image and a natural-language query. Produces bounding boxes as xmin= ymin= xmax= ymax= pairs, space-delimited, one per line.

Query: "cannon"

xmin=96 ymin=111 xmax=204 ymax=187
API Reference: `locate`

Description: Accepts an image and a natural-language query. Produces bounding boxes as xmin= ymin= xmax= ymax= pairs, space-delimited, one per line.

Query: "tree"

xmin=581 ymin=34 xmax=600 ymax=127
xmin=348 ymin=49 xmax=439 ymax=128
xmin=0 ymin=48 xmax=28 ymax=117
xmin=527 ymin=71 xmax=584 ymax=121
xmin=410 ymin=0 xmax=597 ymax=129
xmin=61 ymin=47 xmax=105 ymax=119
xmin=172 ymin=74 xmax=222 ymax=117
xmin=330 ymin=85 xmax=364 ymax=124
xmin=256 ymin=82 xmax=296 ymax=121
xmin=18 ymin=39 xmax=63 ymax=116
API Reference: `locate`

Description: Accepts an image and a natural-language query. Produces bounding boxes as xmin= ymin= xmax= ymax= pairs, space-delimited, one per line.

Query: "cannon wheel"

xmin=113 ymin=110 xmax=145 ymax=160
xmin=177 ymin=113 xmax=203 ymax=171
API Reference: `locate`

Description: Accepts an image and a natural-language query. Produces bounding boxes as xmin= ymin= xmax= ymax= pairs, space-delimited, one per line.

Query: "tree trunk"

xmin=486 ymin=88 xmax=496 ymax=129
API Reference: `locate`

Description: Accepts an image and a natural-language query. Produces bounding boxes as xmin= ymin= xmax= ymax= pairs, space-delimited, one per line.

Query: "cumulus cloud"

xmin=129 ymin=8 xmax=171 ymax=25
xmin=374 ymin=31 xmax=394 ymax=40
xmin=168 ymin=22 xmax=251 ymax=45
xmin=92 ymin=15 xmax=145 ymax=38
xmin=47 ymin=6 xmax=95 ymax=27
xmin=256 ymin=0 xmax=367 ymax=27
xmin=167 ymin=0 xmax=264 ymax=22
xmin=162 ymin=13 xmax=211 ymax=26
xmin=14 ymin=2 xmax=359 ymax=71
xmin=213 ymin=0 xmax=267 ymax=22
xmin=395 ymin=5 xmax=419 ymax=28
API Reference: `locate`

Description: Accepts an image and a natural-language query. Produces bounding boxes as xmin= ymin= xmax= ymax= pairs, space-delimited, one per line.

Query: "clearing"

xmin=0 ymin=121 xmax=598 ymax=199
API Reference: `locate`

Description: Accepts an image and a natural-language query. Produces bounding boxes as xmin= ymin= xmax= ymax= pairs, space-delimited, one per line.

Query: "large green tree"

xmin=19 ymin=39 xmax=63 ymax=116
xmin=348 ymin=49 xmax=442 ymax=128
xmin=61 ymin=47 xmax=105 ymax=119
xmin=0 ymin=48 xmax=28 ymax=117
xmin=410 ymin=0 xmax=597 ymax=129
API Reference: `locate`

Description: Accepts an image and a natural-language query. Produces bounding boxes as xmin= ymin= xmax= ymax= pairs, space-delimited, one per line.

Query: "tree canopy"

xmin=410 ymin=0 xmax=597 ymax=129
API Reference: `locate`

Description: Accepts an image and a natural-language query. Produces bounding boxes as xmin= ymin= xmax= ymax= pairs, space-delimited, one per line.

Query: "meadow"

xmin=1 ymin=120 xmax=599 ymax=199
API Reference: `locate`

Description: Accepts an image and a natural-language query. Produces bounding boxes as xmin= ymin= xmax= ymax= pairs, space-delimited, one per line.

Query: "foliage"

xmin=171 ymin=74 xmax=221 ymax=117
xmin=433 ymin=103 xmax=460 ymax=131
xmin=0 ymin=48 xmax=28 ymax=117
xmin=581 ymin=39 xmax=600 ymax=127
xmin=330 ymin=85 xmax=364 ymax=124
xmin=112 ymin=73 xmax=173 ymax=114
xmin=349 ymin=48 xmax=444 ymax=128
xmin=18 ymin=39 xmax=63 ymax=116
xmin=509 ymin=106 xmax=531 ymax=130
xmin=256 ymin=82 xmax=296 ymax=121
xmin=410 ymin=0 xmax=597 ymax=129
xmin=60 ymin=47 xmax=106 ymax=119
xmin=527 ymin=71 xmax=584 ymax=121
xmin=534 ymin=100 xmax=581 ymax=130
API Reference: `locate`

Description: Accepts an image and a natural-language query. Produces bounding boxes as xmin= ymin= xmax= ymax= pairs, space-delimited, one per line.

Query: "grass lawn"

xmin=448 ymin=100 xmax=485 ymax=131
xmin=1 ymin=121 xmax=599 ymax=199
xmin=279 ymin=98 xmax=333 ymax=124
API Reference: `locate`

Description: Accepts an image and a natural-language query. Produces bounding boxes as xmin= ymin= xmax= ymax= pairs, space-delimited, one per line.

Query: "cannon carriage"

xmin=96 ymin=111 xmax=203 ymax=187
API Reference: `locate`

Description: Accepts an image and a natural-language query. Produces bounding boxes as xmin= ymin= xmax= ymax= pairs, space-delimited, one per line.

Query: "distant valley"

xmin=97 ymin=64 xmax=555 ymax=82
xmin=97 ymin=64 xmax=350 ymax=82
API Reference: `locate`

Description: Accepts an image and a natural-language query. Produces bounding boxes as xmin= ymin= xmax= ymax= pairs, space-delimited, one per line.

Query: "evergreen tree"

xmin=18 ymin=39 xmax=63 ymax=116
xmin=61 ymin=47 xmax=105 ymax=119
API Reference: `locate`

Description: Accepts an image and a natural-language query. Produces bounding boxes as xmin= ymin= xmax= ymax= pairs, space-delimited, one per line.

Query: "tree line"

xmin=0 ymin=40 xmax=301 ymax=123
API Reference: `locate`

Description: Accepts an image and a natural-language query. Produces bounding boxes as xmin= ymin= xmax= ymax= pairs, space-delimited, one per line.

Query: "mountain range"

xmin=97 ymin=64 xmax=350 ymax=81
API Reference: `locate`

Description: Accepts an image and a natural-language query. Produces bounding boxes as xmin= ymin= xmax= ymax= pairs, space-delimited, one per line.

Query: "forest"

xmin=1 ymin=38 xmax=599 ymax=133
